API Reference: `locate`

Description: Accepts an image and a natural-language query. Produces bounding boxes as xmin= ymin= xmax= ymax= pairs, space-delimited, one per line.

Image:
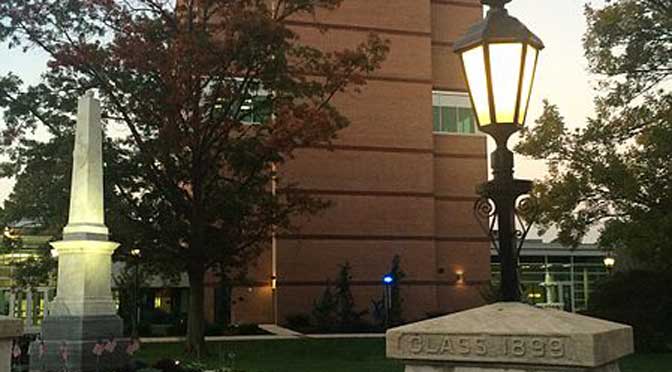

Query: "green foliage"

xmin=478 ymin=282 xmax=501 ymax=305
xmin=311 ymin=262 xmax=368 ymax=332
xmin=516 ymin=0 xmax=672 ymax=268
xmin=285 ymin=313 xmax=312 ymax=331
xmin=586 ymin=270 xmax=672 ymax=352
xmin=11 ymin=245 xmax=57 ymax=288
xmin=334 ymin=262 xmax=364 ymax=327
xmin=312 ymin=280 xmax=337 ymax=331
xmin=113 ymin=261 xmax=151 ymax=336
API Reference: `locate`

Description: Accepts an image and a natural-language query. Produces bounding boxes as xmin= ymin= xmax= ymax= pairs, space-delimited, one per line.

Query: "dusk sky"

xmin=0 ymin=1 xmax=606 ymax=241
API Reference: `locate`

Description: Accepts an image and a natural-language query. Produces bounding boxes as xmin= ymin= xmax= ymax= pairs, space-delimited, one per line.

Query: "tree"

xmin=516 ymin=0 xmax=672 ymax=270
xmin=0 ymin=0 xmax=388 ymax=354
xmin=334 ymin=262 xmax=364 ymax=329
xmin=311 ymin=279 xmax=336 ymax=331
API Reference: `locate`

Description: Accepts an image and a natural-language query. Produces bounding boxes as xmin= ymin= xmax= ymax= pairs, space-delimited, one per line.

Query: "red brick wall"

xmin=231 ymin=0 xmax=488 ymax=325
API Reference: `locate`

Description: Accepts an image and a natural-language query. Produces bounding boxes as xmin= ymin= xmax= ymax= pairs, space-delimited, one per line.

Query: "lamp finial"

xmin=481 ymin=0 xmax=511 ymax=9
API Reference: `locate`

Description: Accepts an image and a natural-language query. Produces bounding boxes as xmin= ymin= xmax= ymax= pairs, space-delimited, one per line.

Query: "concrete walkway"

xmin=140 ymin=332 xmax=385 ymax=344
xmin=258 ymin=323 xmax=304 ymax=337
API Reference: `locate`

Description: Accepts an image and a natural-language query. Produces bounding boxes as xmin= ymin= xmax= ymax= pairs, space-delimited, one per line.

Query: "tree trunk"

xmin=186 ymin=266 xmax=207 ymax=357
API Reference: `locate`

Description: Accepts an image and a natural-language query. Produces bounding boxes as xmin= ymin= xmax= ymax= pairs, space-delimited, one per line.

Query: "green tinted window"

xmin=432 ymin=92 xmax=476 ymax=135
xmin=240 ymin=96 xmax=271 ymax=124
xmin=441 ymin=107 xmax=457 ymax=132
xmin=457 ymin=108 xmax=475 ymax=133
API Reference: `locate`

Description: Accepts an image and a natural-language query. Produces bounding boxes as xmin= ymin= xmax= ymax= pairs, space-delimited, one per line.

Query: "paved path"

xmin=140 ymin=332 xmax=385 ymax=344
xmin=258 ymin=323 xmax=304 ymax=337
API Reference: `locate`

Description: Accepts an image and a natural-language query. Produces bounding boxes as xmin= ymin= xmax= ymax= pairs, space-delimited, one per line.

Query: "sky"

xmin=0 ymin=1 xmax=606 ymax=239
xmin=504 ymin=0 xmax=604 ymax=181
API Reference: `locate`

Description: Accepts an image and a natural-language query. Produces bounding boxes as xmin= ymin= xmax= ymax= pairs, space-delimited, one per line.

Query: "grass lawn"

xmin=137 ymin=339 xmax=672 ymax=372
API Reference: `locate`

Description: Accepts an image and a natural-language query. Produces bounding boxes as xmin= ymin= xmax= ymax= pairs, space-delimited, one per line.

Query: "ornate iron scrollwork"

xmin=473 ymin=180 xmax=539 ymax=256
xmin=473 ymin=196 xmax=499 ymax=253
xmin=514 ymin=195 xmax=538 ymax=255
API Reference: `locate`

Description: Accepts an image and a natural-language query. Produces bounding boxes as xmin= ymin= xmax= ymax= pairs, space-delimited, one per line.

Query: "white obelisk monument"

xmin=30 ymin=91 xmax=129 ymax=372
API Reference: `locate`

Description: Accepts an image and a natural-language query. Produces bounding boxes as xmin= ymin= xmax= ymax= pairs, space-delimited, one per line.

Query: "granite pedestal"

xmin=387 ymin=303 xmax=633 ymax=372
xmin=0 ymin=316 xmax=23 ymax=372
xmin=29 ymin=315 xmax=130 ymax=372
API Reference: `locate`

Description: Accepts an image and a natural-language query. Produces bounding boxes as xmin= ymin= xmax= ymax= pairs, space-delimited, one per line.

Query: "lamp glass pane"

xmin=461 ymin=46 xmax=491 ymax=126
xmin=489 ymin=42 xmax=523 ymax=124
xmin=517 ymin=46 xmax=539 ymax=125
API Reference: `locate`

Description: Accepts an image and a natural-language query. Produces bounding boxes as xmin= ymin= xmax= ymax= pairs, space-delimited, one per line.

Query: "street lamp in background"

xmin=603 ymin=255 xmax=616 ymax=275
xmin=130 ymin=248 xmax=141 ymax=337
xmin=454 ymin=0 xmax=544 ymax=301
xmin=382 ymin=274 xmax=394 ymax=329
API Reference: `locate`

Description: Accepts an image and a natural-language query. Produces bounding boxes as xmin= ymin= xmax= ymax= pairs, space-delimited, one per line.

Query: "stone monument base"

xmin=404 ymin=361 xmax=621 ymax=372
xmin=29 ymin=315 xmax=131 ymax=372
xmin=0 ymin=316 xmax=23 ymax=372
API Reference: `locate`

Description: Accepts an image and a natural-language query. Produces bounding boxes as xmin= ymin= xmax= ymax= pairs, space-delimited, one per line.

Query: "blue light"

xmin=383 ymin=274 xmax=394 ymax=285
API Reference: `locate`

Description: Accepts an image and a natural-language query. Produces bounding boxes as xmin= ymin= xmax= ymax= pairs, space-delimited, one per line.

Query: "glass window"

xmin=432 ymin=107 xmax=441 ymax=132
xmin=432 ymin=91 xmax=476 ymax=134
xmin=458 ymin=108 xmax=475 ymax=133
xmin=441 ymin=107 xmax=458 ymax=132
xmin=210 ymin=78 xmax=271 ymax=125
xmin=240 ymin=95 xmax=272 ymax=125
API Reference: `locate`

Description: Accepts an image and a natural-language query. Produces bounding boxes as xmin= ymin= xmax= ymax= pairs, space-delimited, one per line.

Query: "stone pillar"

xmin=387 ymin=303 xmax=633 ymax=372
xmin=25 ymin=290 xmax=33 ymax=327
xmin=0 ymin=316 xmax=22 ymax=372
xmin=7 ymin=294 xmax=14 ymax=318
xmin=29 ymin=92 xmax=129 ymax=372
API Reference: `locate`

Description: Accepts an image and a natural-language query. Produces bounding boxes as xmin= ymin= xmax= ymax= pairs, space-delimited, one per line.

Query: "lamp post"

xmin=382 ymin=274 xmax=394 ymax=329
xmin=130 ymin=248 xmax=141 ymax=337
xmin=603 ymin=255 xmax=616 ymax=275
xmin=454 ymin=0 xmax=544 ymax=302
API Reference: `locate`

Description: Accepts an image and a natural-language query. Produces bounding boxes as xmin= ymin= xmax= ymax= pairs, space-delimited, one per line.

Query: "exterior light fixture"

xmin=382 ymin=274 xmax=394 ymax=285
xmin=129 ymin=247 xmax=142 ymax=337
xmin=3 ymin=227 xmax=17 ymax=239
xmin=455 ymin=270 xmax=465 ymax=284
xmin=603 ymin=257 xmax=615 ymax=268
xmin=271 ymin=275 xmax=277 ymax=290
xmin=454 ymin=0 xmax=544 ymax=142
xmin=457 ymin=0 xmax=544 ymax=302
xmin=603 ymin=256 xmax=615 ymax=274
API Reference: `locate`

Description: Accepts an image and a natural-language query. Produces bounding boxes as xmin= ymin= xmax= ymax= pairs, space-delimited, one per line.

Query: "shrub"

xmin=285 ymin=313 xmax=312 ymax=333
xmin=586 ymin=270 xmax=672 ymax=352
xmin=312 ymin=280 xmax=337 ymax=332
xmin=310 ymin=262 xmax=369 ymax=332
xmin=334 ymin=262 xmax=367 ymax=329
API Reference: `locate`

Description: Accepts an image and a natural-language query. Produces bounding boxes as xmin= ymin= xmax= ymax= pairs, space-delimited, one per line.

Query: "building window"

xmin=432 ymin=91 xmax=476 ymax=134
xmin=210 ymin=78 xmax=272 ymax=125
xmin=240 ymin=94 xmax=272 ymax=125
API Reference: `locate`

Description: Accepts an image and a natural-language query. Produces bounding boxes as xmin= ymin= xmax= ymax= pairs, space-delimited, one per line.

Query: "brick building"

xmin=213 ymin=0 xmax=490 ymax=325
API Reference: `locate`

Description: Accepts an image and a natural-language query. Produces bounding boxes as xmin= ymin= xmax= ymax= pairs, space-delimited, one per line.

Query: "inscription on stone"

xmin=400 ymin=334 xmax=572 ymax=362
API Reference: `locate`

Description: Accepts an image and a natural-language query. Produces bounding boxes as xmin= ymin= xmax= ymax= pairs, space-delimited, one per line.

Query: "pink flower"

xmin=12 ymin=344 xmax=21 ymax=358
xmin=60 ymin=342 xmax=68 ymax=362
xmin=125 ymin=339 xmax=141 ymax=355
xmin=92 ymin=343 xmax=105 ymax=357
xmin=104 ymin=338 xmax=117 ymax=353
